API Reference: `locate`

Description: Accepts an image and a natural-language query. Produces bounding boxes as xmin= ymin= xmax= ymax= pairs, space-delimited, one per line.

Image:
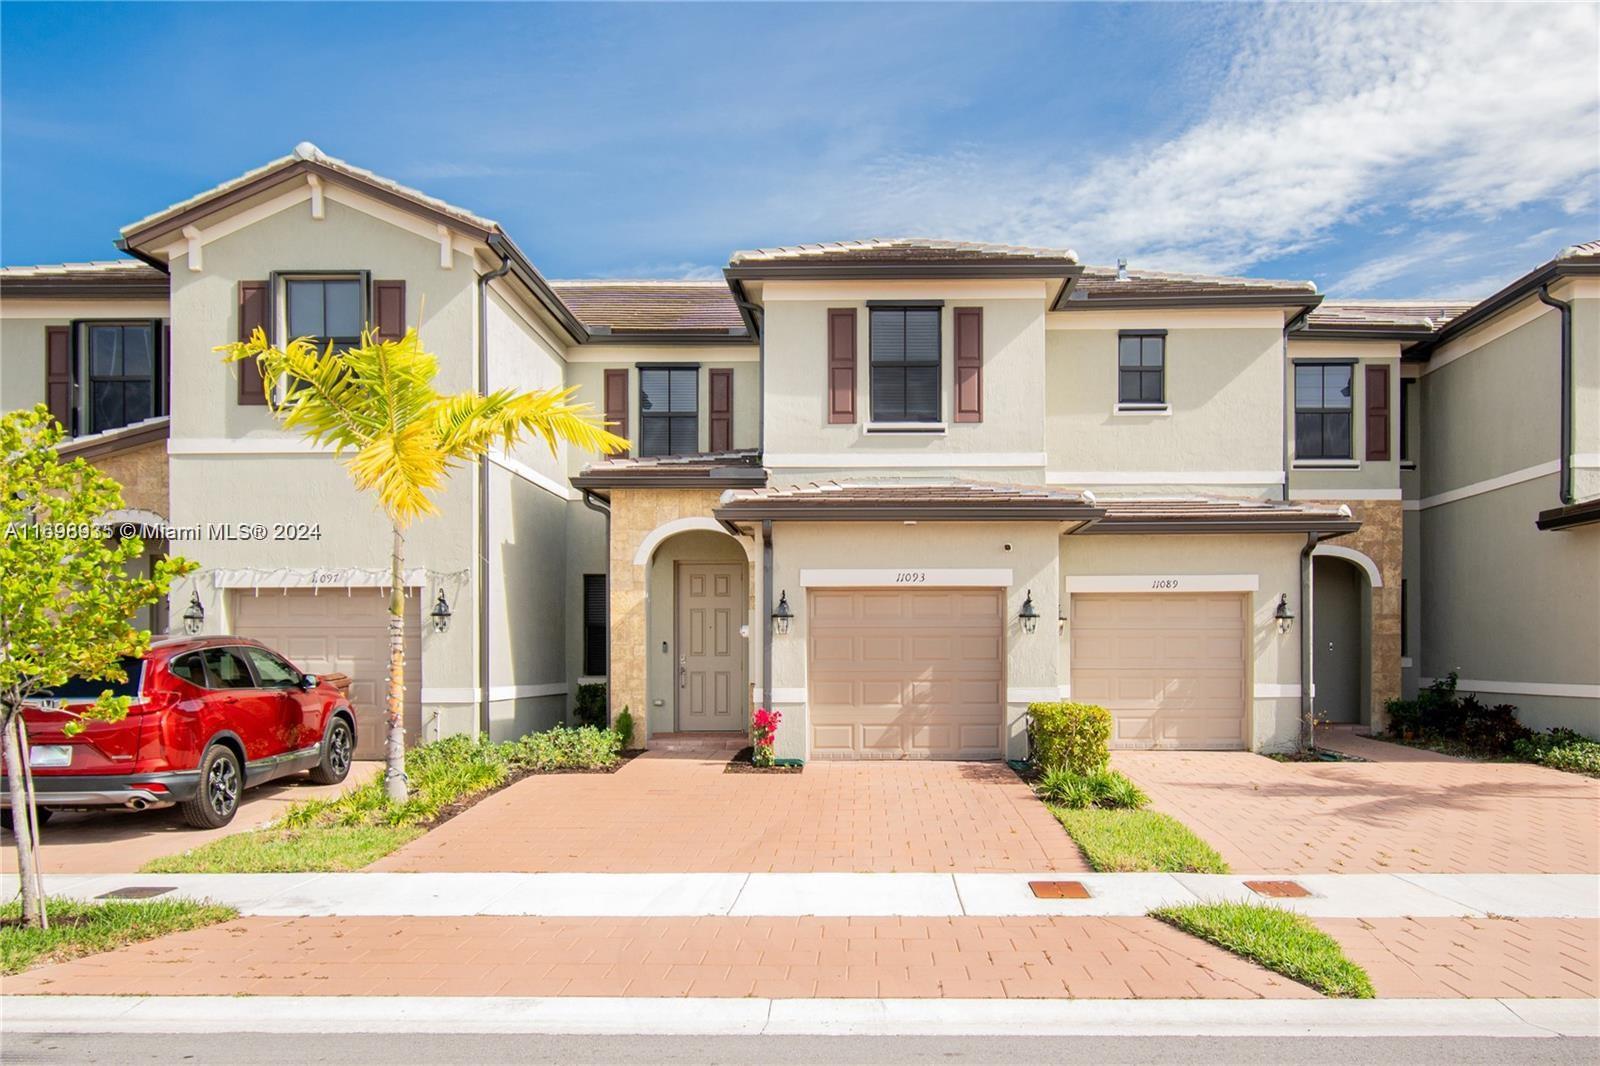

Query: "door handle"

xmin=679 ymin=656 xmax=687 ymax=689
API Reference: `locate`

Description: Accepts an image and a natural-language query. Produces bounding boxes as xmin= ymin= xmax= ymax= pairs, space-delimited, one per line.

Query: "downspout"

xmin=761 ymin=519 xmax=774 ymax=716
xmin=582 ymin=489 xmax=613 ymax=723
xmin=476 ymin=250 xmax=514 ymax=738
xmin=1537 ymin=284 xmax=1575 ymax=505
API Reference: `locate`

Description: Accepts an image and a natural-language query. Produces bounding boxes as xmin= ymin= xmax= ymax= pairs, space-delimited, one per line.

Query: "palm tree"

xmin=219 ymin=327 xmax=627 ymax=802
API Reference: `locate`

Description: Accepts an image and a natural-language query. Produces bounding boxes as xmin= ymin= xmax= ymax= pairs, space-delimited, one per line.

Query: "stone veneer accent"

xmin=1314 ymin=498 xmax=1403 ymax=731
xmin=605 ymin=486 xmax=739 ymax=749
xmin=89 ymin=440 xmax=170 ymax=519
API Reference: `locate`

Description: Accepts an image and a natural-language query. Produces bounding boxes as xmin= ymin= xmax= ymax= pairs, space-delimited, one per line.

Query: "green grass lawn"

xmin=1050 ymin=807 xmax=1230 ymax=873
xmin=1152 ymin=900 xmax=1375 ymax=998
xmin=142 ymin=823 xmax=423 ymax=873
xmin=2 ymin=897 xmax=237 ymax=975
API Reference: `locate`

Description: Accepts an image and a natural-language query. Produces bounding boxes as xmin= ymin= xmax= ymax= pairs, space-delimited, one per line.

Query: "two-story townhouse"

xmin=3 ymin=144 xmax=1593 ymax=762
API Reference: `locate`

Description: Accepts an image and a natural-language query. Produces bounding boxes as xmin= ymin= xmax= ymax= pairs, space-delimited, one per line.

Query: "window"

xmin=86 ymin=323 xmax=158 ymax=433
xmin=1294 ymin=363 xmax=1353 ymax=460
xmin=1401 ymin=579 xmax=1409 ymax=657
xmin=869 ymin=306 xmax=941 ymax=423
xmin=1117 ymin=331 xmax=1166 ymax=406
xmin=639 ymin=366 xmax=698 ymax=456
xmin=285 ymin=277 xmax=364 ymax=351
xmin=245 ymin=647 xmax=300 ymax=689
xmin=583 ymin=574 xmax=607 ymax=677
xmin=169 ymin=653 xmax=205 ymax=688
xmin=201 ymin=647 xmax=256 ymax=690
xmin=37 ymin=657 xmax=143 ymax=700
xmin=1400 ymin=379 xmax=1416 ymax=464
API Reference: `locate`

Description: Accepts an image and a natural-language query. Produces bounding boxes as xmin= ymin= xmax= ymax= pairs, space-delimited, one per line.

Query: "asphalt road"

xmin=6 ymin=1032 xmax=1598 ymax=1065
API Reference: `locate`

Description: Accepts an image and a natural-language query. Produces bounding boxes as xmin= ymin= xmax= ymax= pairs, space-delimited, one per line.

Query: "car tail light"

xmin=139 ymin=782 xmax=169 ymax=793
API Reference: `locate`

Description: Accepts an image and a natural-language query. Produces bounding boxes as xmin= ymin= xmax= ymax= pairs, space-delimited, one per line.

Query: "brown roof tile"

xmin=550 ymin=280 xmax=746 ymax=336
xmin=0 ymin=259 xmax=168 ymax=299
xmin=1064 ymin=264 xmax=1318 ymax=305
xmin=727 ymin=237 xmax=1079 ymax=268
xmin=572 ymin=449 xmax=766 ymax=489
xmin=715 ymin=479 xmax=1098 ymax=521
xmin=1084 ymin=496 xmax=1359 ymax=534
xmin=1304 ymin=300 xmax=1476 ymax=333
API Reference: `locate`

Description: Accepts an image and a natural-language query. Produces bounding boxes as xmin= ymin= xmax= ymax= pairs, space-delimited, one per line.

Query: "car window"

xmin=36 ymin=656 xmax=144 ymax=699
xmin=245 ymin=648 xmax=300 ymax=689
xmin=201 ymin=647 xmax=257 ymax=690
xmin=169 ymin=653 xmax=205 ymax=687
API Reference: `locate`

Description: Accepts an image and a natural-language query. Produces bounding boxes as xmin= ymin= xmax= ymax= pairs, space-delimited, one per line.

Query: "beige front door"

xmin=232 ymin=589 xmax=422 ymax=760
xmin=808 ymin=587 xmax=1005 ymax=759
xmin=677 ymin=563 xmax=746 ymax=731
xmin=1069 ymin=592 xmax=1248 ymax=750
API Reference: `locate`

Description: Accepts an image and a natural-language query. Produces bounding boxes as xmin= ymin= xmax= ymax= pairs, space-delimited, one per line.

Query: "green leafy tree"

xmin=219 ymin=327 xmax=627 ymax=804
xmin=0 ymin=407 xmax=194 ymax=929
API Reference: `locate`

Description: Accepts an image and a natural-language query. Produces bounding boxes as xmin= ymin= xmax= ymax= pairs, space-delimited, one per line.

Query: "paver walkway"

xmin=2 ymin=915 xmax=1313 ymax=999
xmin=376 ymin=753 xmax=1086 ymax=873
xmin=1317 ymin=917 xmax=1600 ymax=999
xmin=1113 ymin=742 xmax=1600 ymax=874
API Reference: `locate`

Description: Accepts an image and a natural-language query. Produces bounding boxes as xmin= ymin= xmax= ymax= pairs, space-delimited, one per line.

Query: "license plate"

xmin=29 ymin=745 xmax=72 ymax=768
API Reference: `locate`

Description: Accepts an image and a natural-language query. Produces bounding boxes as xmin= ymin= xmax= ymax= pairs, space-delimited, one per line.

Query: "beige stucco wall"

xmin=760 ymin=280 xmax=1050 ymax=485
xmin=0 ymin=315 xmax=63 ymax=413
xmin=1287 ymin=339 xmax=1403 ymax=496
xmin=1048 ymin=311 xmax=1287 ymax=495
xmin=1567 ymin=284 xmax=1600 ymax=502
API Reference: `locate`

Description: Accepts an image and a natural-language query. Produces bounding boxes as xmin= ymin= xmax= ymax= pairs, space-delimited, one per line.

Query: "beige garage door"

xmin=1070 ymin=593 xmax=1248 ymax=750
xmin=808 ymin=588 xmax=1005 ymax=759
xmin=232 ymin=589 xmax=422 ymax=759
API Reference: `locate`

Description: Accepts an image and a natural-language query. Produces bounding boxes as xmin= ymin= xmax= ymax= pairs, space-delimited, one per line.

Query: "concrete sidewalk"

xmin=11 ymin=870 xmax=1598 ymax=919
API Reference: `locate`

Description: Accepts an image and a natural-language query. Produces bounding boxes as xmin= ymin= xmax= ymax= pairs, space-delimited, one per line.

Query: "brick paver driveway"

xmin=1114 ymin=733 xmax=1600 ymax=874
xmin=375 ymin=752 xmax=1086 ymax=873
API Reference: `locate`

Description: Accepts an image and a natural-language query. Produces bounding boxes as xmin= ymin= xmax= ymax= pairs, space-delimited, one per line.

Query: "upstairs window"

xmin=86 ymin=323 xmax=159 ymax=433
xmin=1295 ymin=363 xmax=1353 ymax=460
xmin=869 ymin=306 xmax=941 ymax=423
xmin=639 ymin=366 xmax=698 ymax=456
xmin=1117 ymin=331 xmax=1166 ymax=406
xmin=285 ymin=276 xmax=364 ymax=351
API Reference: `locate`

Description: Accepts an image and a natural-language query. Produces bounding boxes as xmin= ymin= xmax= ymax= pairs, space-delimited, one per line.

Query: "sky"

xmin=2 ymin=1 xmax=1597 ymax=299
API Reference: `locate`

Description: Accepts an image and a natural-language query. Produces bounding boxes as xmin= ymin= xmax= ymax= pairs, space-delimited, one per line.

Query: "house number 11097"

xmin=895 ymin=572 xmax=927 ymax=583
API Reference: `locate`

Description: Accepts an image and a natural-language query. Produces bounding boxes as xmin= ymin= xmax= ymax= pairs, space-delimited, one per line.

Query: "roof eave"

xmin=1535 ymin=498 xmax=1600 ymax=532
xmin=723 ymin=262 xmax=1084 ymax=282
xmin=1081 ymin=517 xmax=1361 ymax=535
xmin=712 ymin=503 xmax=1105 ymax=523
xmin=1055 ymin=293 xmax=1323 ymax=312
xmin=1412 ymin=260 xmax=1600 ymax=357
xmin=571 ymin=469 xmax=769 ymax=490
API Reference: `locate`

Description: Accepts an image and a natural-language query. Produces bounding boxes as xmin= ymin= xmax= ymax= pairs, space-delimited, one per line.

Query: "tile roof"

xmin=727 ymin=237 xmax=1080 ymax=267
xmin=1065 ymin=264 xmax=1318 ymax=304
xmin=715 ymin=479 xmax=1099 ymax=521
xmin=571 ymin=449 xmax=766 ymax=489
xmin=1559 ymin=240 xmax=1600 ymax=260
xmin=550 ymin=280 xmax=746 ymax=336
xmin=1084 ymin=496 xmax=1360 ymax=534
xmin=0 ymin=259 xmax=169 ymax=298
xmin=1304 ymin=300 xmax=1476 ymax=333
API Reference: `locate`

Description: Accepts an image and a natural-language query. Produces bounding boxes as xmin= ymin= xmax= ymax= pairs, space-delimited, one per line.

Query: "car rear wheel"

xmin=308 ymin=717 xmax=354 ymax=785
xmin=1 ymin=807 xmax=52 ymax=831
xmin=180 ymin=745 xmax=242 ymax=829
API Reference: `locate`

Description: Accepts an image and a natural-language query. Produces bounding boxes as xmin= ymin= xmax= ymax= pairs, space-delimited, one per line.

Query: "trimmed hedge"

xmin=1028 ymin=701 xmax=1112 ymax=774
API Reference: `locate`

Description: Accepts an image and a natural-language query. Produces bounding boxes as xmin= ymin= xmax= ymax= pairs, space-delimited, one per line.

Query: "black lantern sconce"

xmin=1274 ymin=593 xmax=1295 ymax=634
xmin=1019 ymin=590 xmax=1040 ymax=635
xmin=772 ymin=590 xmax=794 ymax=636
xmin=430 ymin=589 xmax=453 ymax=633
xmin=182 ymin=592 xmax=205 ymax=635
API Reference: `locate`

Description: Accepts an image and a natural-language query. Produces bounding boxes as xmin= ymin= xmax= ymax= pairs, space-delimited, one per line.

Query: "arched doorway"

xmin=1312 ymin=553 xmax=1374 ymax=726
xmin=645 ymin=529 xmax=751 ymax=736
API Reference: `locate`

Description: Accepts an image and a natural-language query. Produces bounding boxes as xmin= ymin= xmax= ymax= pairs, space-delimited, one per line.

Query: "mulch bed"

xmin=724 ymin=747 xmax=803 ymax=774
xmin=1267 ymin=749 xmax=1368 ymax=763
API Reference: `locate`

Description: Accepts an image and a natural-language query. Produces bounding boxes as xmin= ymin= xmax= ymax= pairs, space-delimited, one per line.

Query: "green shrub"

xmin=505 ymin=725 xmax=621 ymax=772
xmin=1034 ymin=766 xmax=1147 ymax=810
xmin=1458 ymin=695 xmax=1530 ymax=753
xmin=1514 ymin=728 xmax=1600 ymax=776
xmin=573 ymin=683 xmax=607 ymax=729
xmin=1028 ymin=701 xmax=1111 ymax=773
xmin=613 ymin=706 xmax=635 ymax=749
xmin=1095 ymin=770 xmax=1150 ymax=810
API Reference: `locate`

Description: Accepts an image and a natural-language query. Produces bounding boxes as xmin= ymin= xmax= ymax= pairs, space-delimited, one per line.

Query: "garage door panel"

xmin=859 ymin=680 xmax=904 ymax=706
xmin=911 ymin=635 xmax=953 ymax=660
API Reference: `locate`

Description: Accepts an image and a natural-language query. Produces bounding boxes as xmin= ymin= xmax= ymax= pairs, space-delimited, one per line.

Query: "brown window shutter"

xmin=953 ymin=307 xmax=983 ymax=423
xmin=1365 ymin=364 xmax=1391 ymax=461
xmin=45 ymin=326 xmax=73 ymax=431
xmin=827 ymin=308 xmax=857 ymax=424
xmin=372 ymin=280 xmax=406 ymax=341
xmin=603 ymin=368 xmax=629 ymax=455
xmin=237 ymin=280 xmax=270 ymax=405
xmin=709 ymin=368 xmax=734 ymax=452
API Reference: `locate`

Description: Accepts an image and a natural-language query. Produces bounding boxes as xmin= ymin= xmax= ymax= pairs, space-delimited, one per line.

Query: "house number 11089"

xmin=895 ymin=572 xmax=927 ymax=583
xmin=1150 ymin=579 xmax=1180 ymax=589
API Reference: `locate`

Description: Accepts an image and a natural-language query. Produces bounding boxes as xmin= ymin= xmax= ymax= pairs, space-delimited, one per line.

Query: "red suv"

xmin=1 ymin=636 xmax=356 ymax=829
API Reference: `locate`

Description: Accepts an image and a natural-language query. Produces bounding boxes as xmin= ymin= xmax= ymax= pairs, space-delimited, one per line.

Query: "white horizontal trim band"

xmin=1007 ymin=687 xmax=1060 ymax=703
xmin=1047 ymin=470 xmax=1283 ymax=486
xmin=487 ymin=450 xmax=580 ymax=502
xmin=170 ymin=437 xmax=334 ymax=456
xmin=768 ymin=452 xmax=1046 ymax=469
xmin=1412 ymin=457 xmax=1600 ymax=511
xmin=1419 ymin=678 xmax=1600 ymax=700
xmin=1290 ymin=489 xmax=1402 ymax=501
xmin=768 ymin=688 xmax=807 ymax=703
xmin=1065 ymin=574 xmax=1260 ymax=594
xmin=801 ymin=568 xmax=1013 ymax=588
xmin=421 ymin=683 xmax=569 ymax=704
xmin=1254 ymin=683 xmax=1302 ymax=699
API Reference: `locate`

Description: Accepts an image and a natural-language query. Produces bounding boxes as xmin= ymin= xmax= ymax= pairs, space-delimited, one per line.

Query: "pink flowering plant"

xmin=751 ymin=707 xmax=781 ymax=767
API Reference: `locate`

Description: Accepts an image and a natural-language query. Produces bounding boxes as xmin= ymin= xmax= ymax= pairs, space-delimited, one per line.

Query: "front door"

xmin=677 ymin=563 xmax=745 ymax=731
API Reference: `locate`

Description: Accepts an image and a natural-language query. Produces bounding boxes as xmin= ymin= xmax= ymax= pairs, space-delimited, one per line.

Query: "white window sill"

xmin=1112 ymin=403 xmax=1171 ymax=417
xmin=1401 ymin=461 xmax=1417 ymax=470
xmin=865 ymin=422 xmax=946 ymax=434
xmin=1293 ymin=460 xmax=1360 ymax=469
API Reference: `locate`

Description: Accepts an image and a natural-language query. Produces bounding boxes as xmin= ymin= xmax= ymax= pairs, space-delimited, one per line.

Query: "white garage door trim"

xmin=1065 ymin=574 xmax=1260 ymax=593
xmin=801 ymin=569 xmax=1014 ymax=588
xmin=212 ymin=567 xmax=429 ymax=589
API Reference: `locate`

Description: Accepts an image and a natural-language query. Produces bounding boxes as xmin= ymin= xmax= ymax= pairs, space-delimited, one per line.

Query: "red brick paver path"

xmin=375 ymin=753 xmax=1086 ymax=873
xmin=1319 ymin=917 xmax=1600 ymax=998
xmin=1113 ymin=744 xmax=1600 ymax=874
xmin=3 ymin=915 xmax=1314 ymax=999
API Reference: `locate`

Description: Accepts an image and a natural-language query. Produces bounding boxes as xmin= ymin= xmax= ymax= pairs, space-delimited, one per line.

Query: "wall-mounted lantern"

xmin=1019 ymin=590 xmax=1040 ymax=635
xmin=1274 ymin=593 xmax=1295 ymax=634
xmin=182 ymin=592 xmax=205 ymax=635
xmin=430 ymin=589 xmax=453 ymax=633
xmin=772 ymin=590 xmax=794 ymax=636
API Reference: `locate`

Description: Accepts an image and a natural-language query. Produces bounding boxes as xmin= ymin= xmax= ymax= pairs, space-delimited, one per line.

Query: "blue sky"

xmin=3 ymin=2 xmax=1597 ymax=298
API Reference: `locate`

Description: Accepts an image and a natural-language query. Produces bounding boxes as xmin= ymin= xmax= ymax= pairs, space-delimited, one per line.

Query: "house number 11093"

xmin=895 ymin=572 xmax=927 ymax=583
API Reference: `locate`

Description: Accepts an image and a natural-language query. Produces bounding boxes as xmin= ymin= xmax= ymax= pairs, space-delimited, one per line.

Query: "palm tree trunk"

xmin=3 ymin=709 xmax=45 ymax=928
xmin=384 ymin=524 xmax=408 ymax=804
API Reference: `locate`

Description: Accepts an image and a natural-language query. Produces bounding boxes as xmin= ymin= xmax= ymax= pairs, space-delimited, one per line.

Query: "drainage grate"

xmin=96 ymin=886 xmax=176 ymax=900
xmin=1028 ymin=880 xmax=1091 ymax=899
xmin=1244 ymin=880 xmax=1311 ymax=899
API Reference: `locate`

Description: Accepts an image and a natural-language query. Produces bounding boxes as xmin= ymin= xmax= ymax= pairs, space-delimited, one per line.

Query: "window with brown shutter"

xmin=709 ymin=368 xmax=733 ymax=452
xmin=45 ymin=325 xmax=73 ymax=432
xmin=237 ymin=280 xmax=270 ymax=405
xmin=953 ymin=307 xmax=982 ymax=423
xmin=1365 ymin=364 xmax=1391 ymax=461
xmin=827 ymin=308 xmax=857 ymax=424
xmin=372 ymin=280 xmax=406 ymax=341
xmin=603 ymin=368 xmax=629 ymax=455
